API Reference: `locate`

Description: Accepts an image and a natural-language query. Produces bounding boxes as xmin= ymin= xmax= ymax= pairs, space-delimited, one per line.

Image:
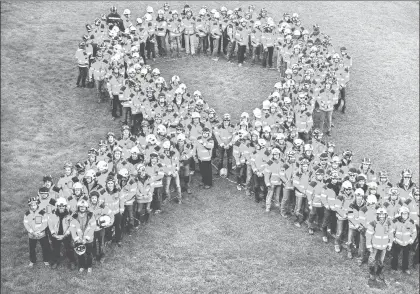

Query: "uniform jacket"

xmin=24 ymin=207 xmax=49 ymax=239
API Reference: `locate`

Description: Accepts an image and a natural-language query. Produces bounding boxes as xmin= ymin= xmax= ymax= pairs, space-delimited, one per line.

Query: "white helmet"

xmin=147 ymin=6 xmax=154 ymax=13
xmin=238 ymin=129 xmax=248 ymax=139
xmin=342 ymin=180 xmax=353 ymax=190
xmin=73 ymin=182 xmax=83 ymax=190
xmin=158 ymin=9 xmax=164 ymax=15
xmin=118 ymin=168 xmax=129 ymax=178
xmin=241 ymin=112 xmax=249 ymax=119
xmin=253 ymin=108 xmax=262 ymax=118
xmin=191 ymin=112 xmax=201 ymax=119
xmin=354 ymin=188 xmax=365 ymax=196
xmin=84 ymin=169 xmax=96 ymax=179
xmin=132 ymin=52 xmax=140 ymax=58
xmin=152 ymin=68 xmax=160 ymax=75
xmin=162 ymin=140 xmax=171 ymax=149
xmin=56 ymin=197 xmax=68 ymax=207
xmin=193 ymin=90 xmax=202 ymax=97
xmin=171 ymin=75 xmax=180 ymax=84
xmin=214 ymin=12 xmax=220 ymax=18
xmin=123 ymin=9 xmax=131 ymax=15
xmin=276 ymin=133 xmax=286 ymax=140
xmin=262 ymin=100 xmax=270 ymax=110
xmin=145 ymin=14 xmax=153 ymax=22
xmin=97 ymin=161 xmax=109 ymax=172
xmin=263 ymin=126 xmax=271 ymax=133
xmin=199 ymin=8 xmax=206 ymax=15
xmin=146 ymin=134 xmax=157 ymax=144
xmin=136 ymin=18 xmax=143 ymax=25
xmin=130 ymin=146 xmax=140 ymax=154
xmin=271 ymin=91 xmax=280 ymax=99
xmin=254 ymin=20 xmax=261 ymax=28
xmin=157 ymin=124 xmax=167 ymax=134
xmin=366 ymin=195 xmax=378 ymax=205
xmin=177 ymin=133 xmax=186 ymax=142
xmin=77 ymin=199 xmax=89 ymax=208
xmin=258 ymin=139 xmax=267 ymax=147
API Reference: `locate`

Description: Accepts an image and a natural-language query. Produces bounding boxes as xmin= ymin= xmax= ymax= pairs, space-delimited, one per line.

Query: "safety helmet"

xmin=262 ymin=126 xmax=271 ymax=133
xmin=220 ymin=168 xmax=228 ymax=178
xmin=271 ymin=148 xmax=280 ymax=156
xmin=147 ymin=6 xmax=154 ymax=13
xmin=366 ymin=195 xmax=377 ymax=205
xmin=376 ymin=207 xmax=388 ymax=215
xmin=162 ymin=140 xmax=171 ymax=150
xmin=254 ymin=121 xmax=262 ymax=128
xmin=254 ymin=20 xmax=262 ymax=28
xmin=145 ymin=14 xmax=153 ymax=22
xmin=293 ymin=138 xmax=304 ymax=148
xmin=118 ymin=168 xmax=129 ymax=178
xmin=342 ymin=180 xmax=353 ymax=190
xmin=146 ymin=134 xmax=157 ymax=144
xmin=303 ymin=144 xmax=313 ymax=152
xmin=276 ymin=133 xmax=286 ymax=141
xmin=315 ymin=168 xmax=325 ymax=175
xmin=74 ymin=243 xmax=86 ymax=256
xmin=258 ymin=139 xmax=267 ymax=147
xmin=401 ymin=168 xmax=412 ymax=178
xmin=262 ymin=100 xmax=270 ymax=110
xmin=253 ymin=108 xmax=262 ymax=119
xmin=152 ymin=68 xmax=160 ymax=76
xmin=77 ymin=199 xmax=89 ymax=208
xmin=300 ymin=158 xmax=310 ymax=166
xmin=72 ymin=182 xmax=83 ymax=192
xmin=136 ymin=18 xmax=143 ymax=25
xmin=177 ymin=133 xmax=186 ymax=142
xmin=191 ymin=112 xmax=201 ymax=119
xmin=97 ymin=161 xmax=108 ymax=172
xmin=157 ymin=124 xmax=167 ymax=135
xmin=199 ymin=8 xmax=206 ymax=15
xmin=123 ymin=9 xmax=131 ymax=15
xmin=84 ymin=169 xmax=96 ymax=179
xmin=56 ymin=197 xmax=68 ymax=207
xmin=398 ymin=206 xmax=410 ymax=216
xmin=130 ymin=146 xmax=140 ymax=154
xmin=354 ymin=188 xmax=364 ymax=196
xmin=367 ymin=182 xmax=378 ymax=190
xmin=214 ymin=12 xmax=220 ymax=19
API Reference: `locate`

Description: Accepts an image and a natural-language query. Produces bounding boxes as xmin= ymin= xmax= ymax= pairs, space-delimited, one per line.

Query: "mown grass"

xmin=1 ymin=1 xmax=419 ymax=294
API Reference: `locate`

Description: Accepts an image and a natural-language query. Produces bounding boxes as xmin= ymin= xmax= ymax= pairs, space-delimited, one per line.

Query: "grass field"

xmin=1 ymin=1 xmax=419 ymax=293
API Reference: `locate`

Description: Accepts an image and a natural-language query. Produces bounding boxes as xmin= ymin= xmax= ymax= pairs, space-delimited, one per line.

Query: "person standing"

xmin=75 ymin=42 xmax=89 ymax=88
xmin=24 ymin=197 xmax=52 ymax=268
xmin=195 ymin=127 xmax=214 ymax=189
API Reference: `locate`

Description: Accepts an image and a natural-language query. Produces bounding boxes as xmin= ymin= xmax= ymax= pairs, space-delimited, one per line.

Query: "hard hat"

xmin=123 ymin=9 xmax=131 ymax=15
xmin=258 ymin=139 xmax=267 ymax=147
xmin=366 ymin=195 xmax=378 ymax=204
xmin=177 ymin=133 xmax=186 ymax=141
xmin=253 ymin=108 xmax=262 ymax=118
xmin=84 ymin=169 xmax=96 ymax=179
xmin=162 ymin=140 xmax=171 ymax=149
xmin=118 ymin=168 xmax=129 ymax=178
xmin=147 ymin=6 xmax=154 ymax=13
xmin=342 ymin=181 xmax=353 ymax=190
xmin=262 ymin=100 xmax=270 ymax=110
xmin=130 ymin=146 xmax=140 ymax=154
xmin=354 ymin=188 xmax=365 ymax=196
xmin=56 ymin=197 xmax=68 ymax=207
xmin=191 ymin=112 xmax=201 ymax=119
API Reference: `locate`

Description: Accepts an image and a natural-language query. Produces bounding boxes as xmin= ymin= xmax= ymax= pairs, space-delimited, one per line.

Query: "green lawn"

xmin=1 ymin=1 xmax=419 ymax=293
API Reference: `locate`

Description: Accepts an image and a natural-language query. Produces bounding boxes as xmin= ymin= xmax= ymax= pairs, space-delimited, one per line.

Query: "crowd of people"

xmin=25 ymin=3 xmax=418 ymax=283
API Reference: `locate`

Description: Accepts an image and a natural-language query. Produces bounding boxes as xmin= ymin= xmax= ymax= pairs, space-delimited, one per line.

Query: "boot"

xmin=369 ymin=266 xmax=376 ymax=281
xmin=376 ymin=266 xmax=384 ymax=281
